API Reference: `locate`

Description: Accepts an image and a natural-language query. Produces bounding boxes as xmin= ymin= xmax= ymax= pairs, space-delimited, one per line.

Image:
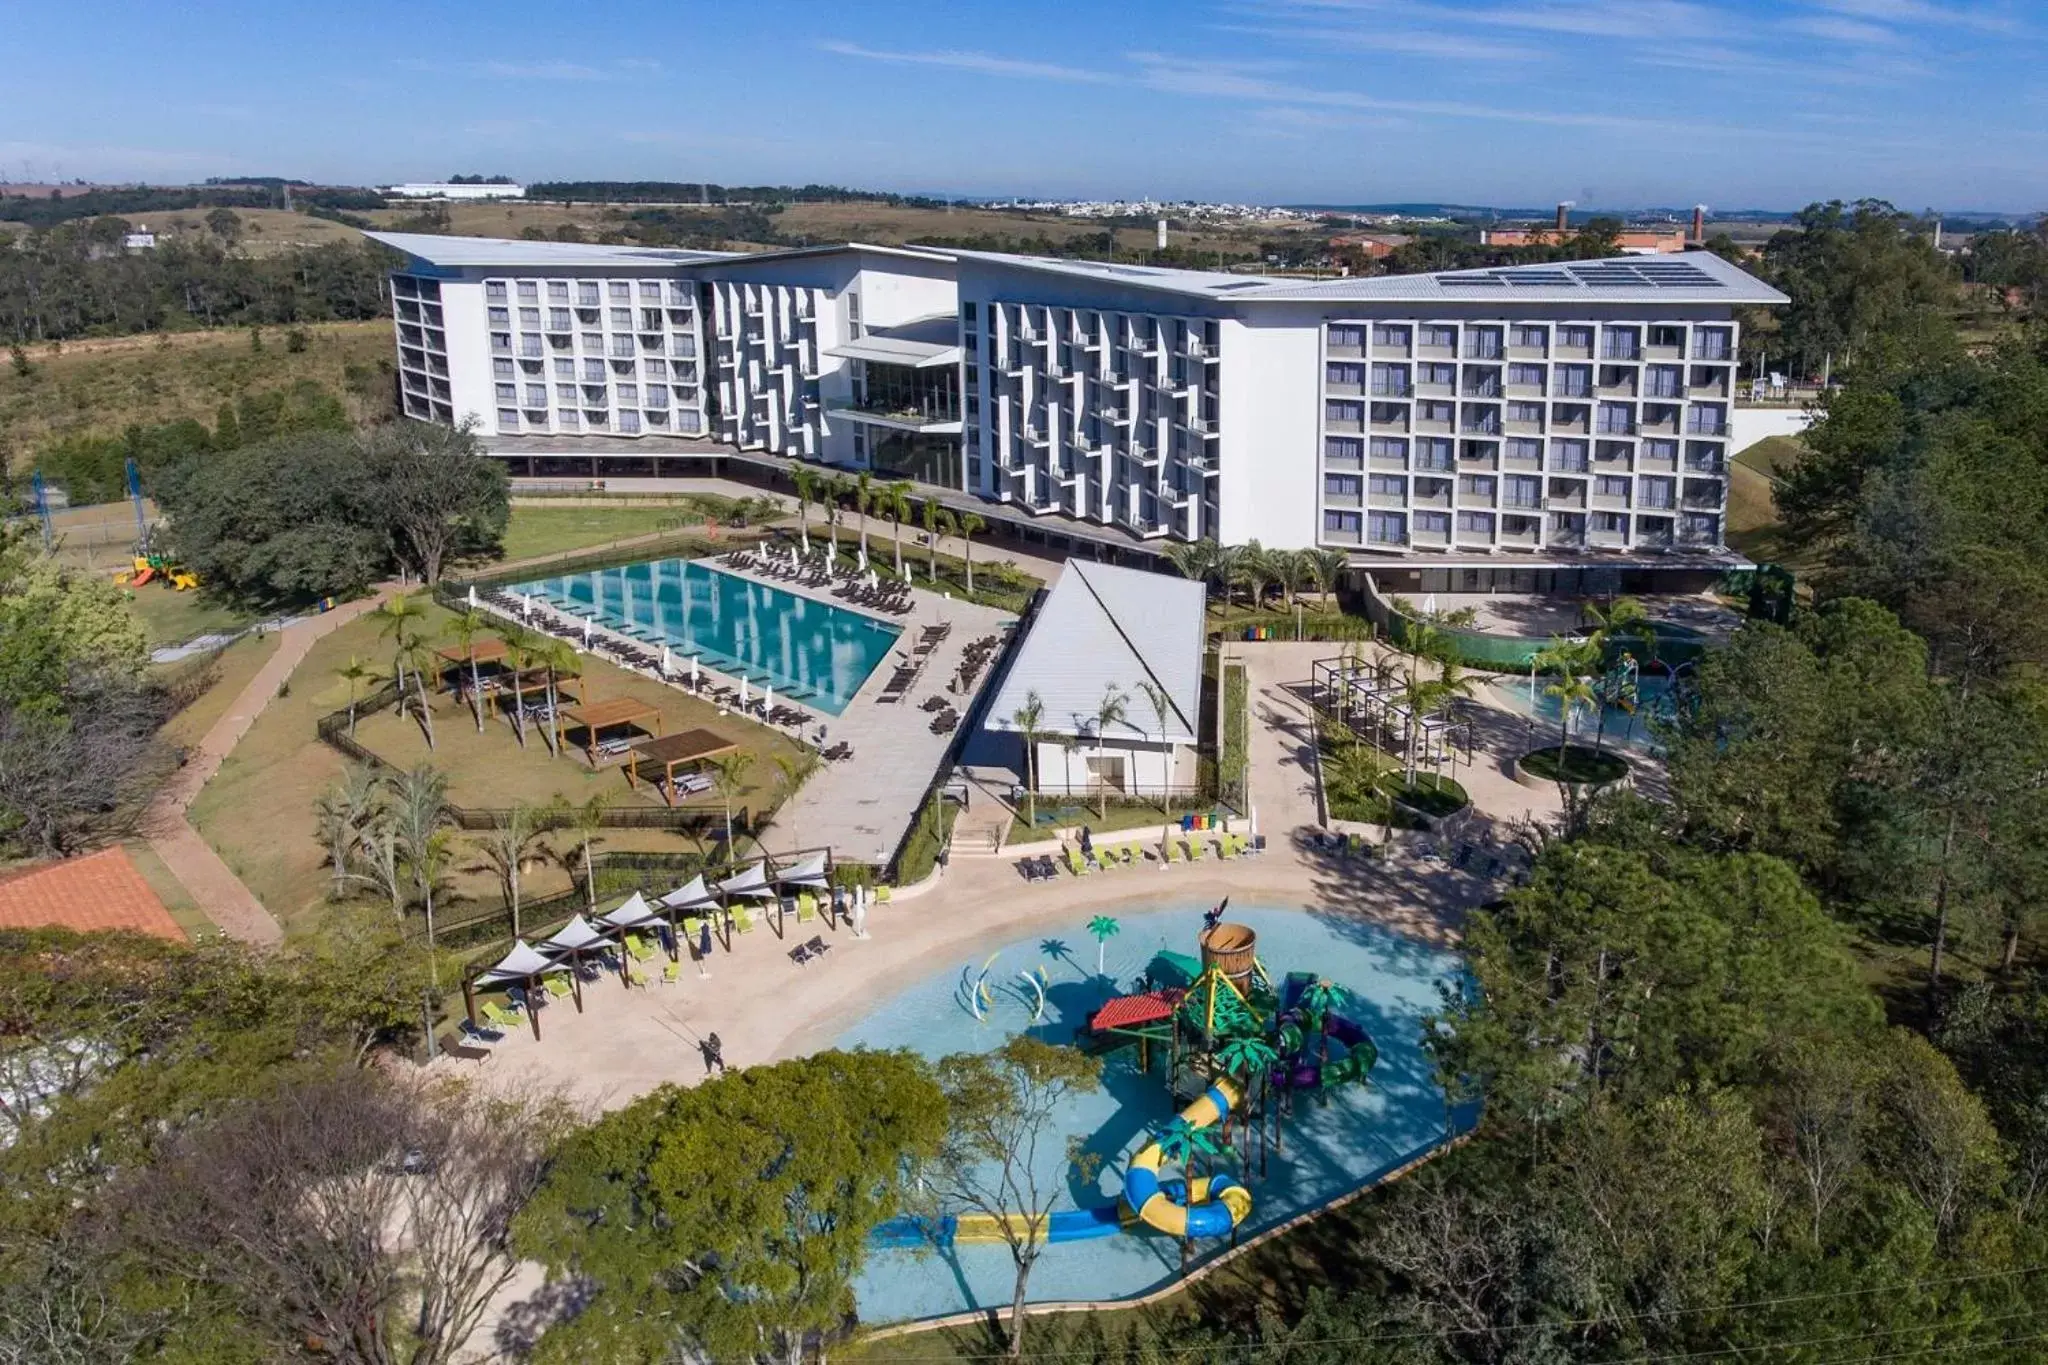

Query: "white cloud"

xmin=815 ymin=41 xmax=1117 ymax=84
xmin=1813 ymin=0 xmax=2020 ymax=32
xmin=1786 ymin=14 xmax=1904 ymax=43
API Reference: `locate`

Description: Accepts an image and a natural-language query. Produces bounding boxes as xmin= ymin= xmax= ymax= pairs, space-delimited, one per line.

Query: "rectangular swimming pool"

xmin=510 ymin=558 xmax=902 ymax=715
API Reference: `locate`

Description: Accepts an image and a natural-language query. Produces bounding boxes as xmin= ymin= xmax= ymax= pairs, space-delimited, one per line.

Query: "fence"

xmin=314 ymin=682 xmax=741 ymax=837
xmin=1358 ymin=573 xmax=1710 ymax=672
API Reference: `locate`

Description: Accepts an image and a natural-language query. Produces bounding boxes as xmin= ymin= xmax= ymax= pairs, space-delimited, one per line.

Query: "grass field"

xmin=158 ymin=632 xmax=280 ymax=752
xmin=122 ymin=580 xmax=258 ymax=646
xmin=1725 ymin=436 xmax=1819 ymax=570
xmin=496 ymin=503 xmax=717 ymax=563
xmin=1732 ymin=434 xmax=1808 ymax=480
xmin=1 ymin=321 xmax=393 ymax=465
xmin=187 ymin=599 xmax=804 ymax=933
xmin=0 ymin=206 xmax=368 ymax=257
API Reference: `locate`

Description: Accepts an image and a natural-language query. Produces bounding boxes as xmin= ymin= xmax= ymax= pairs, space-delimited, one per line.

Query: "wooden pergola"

xmin=624 ymin=728 xmax=738 ymax=805
xmin=434 ymin=638 xmax=512 ymax=700
xmin=560 ymin=697 xmax=662 ymax=766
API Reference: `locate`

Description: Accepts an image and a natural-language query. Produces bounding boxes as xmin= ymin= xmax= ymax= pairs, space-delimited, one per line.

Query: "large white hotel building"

xmin=371 ymin=230 xmax=1786 ymax=594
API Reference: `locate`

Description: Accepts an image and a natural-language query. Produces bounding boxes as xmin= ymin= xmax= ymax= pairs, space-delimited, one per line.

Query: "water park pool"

xmin=838 ymin=904 xmax=1475 ymax=1325
xmin=1486 ymin=673 xmax=1677 ymax=753
xmin=510 ymin=558 xmax=901 ymax=715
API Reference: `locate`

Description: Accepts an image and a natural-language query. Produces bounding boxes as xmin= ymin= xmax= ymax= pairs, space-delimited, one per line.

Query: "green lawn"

xmin=495 ymin=503 xmax=712 ymax=563
xmin=1008 ymin=798 xmax=1224 ymax=844
xmin=1732 ymin=434 xmax=1808 ymax=480
xmin=157 ymin=632 xmax=281 ymax=751
xmin=122 ymin=841 xmax=218 ymax=940
xmin=122 ymin=582 xmax=258 ymax=646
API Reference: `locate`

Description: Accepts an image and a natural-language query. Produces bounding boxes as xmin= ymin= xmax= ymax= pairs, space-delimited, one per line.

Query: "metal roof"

xmin=364 ymin=230 xmax=734 ymax=269
xmin=1243 ymin=250 xmax=1787 ymax=305
xmin=951 ymin=248 xmax=1284 ymax=299
xmin=984 ymin=561 xmax=1205 ymax=744
xmin=822 ymin=313 xmax=961 ymax=368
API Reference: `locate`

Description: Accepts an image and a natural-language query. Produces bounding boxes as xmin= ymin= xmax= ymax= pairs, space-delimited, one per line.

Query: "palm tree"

xmin=398 ymin=635 xmax=439 ymax=751
xmin=1161 ymin=538 xmax=1219 ymax=589
xmin=387 ymin=762 xmax=450 ymax=935
xmin=530 ymin=635 xmax=578 ymax=758
xmin=1306 ymin=548 xmax=1347 ymax=609
xmin=821 ymin=474 xmax=845 ymax=557
xmin=1299 ymin=979 xmax=1345 ymax=1073
xmin=920 ymin=497 xmax=942 ymax=580
xmin=334 ymin=655 xmax=374 ymax=738
xmin=1533 ymin=636 xmax=1601 ymax=761
xmin=882 ymin=480 xmax=913 ymax=575
xmin=314 ymin=764 xmax=384 ymax=898
xmin=933 ymin=507 xmax=959 ymax=583
xmin=1086 ymin=915 xmax=1121 ymax=977
xmin=1209 ymin=543 xmax=1248 ymax=608
xmin=709 ymin=750 xmax=757 ymax=856
xmin=853 ymin=471 xmax=874 ymax=558
xmin=1012 ymin=690 xmax=1046 ymax=830
xmin=547 ymin=795 xmax=608 ymax=912
xmin=1324 ymin=736 xmax=1397 ymax=843
xmin=1091 ymin=684 xmax=1131 ymax=820
xmin=791 ymin=465 xmax=816 ymax=548
xmin=958 ymin=511 xmax=986 ymax=594
xmin=471 ymin=803 xmax=543 ymax=940
xmin=378 ymin=593 xmax=430 ymax=695
xmin=1135 ymin=678 xmax=1179 ymax=817
xmin=446 ymin=607 xmax=490 ymax=733
xmin=1274 ymin=549 xmax=1305 ymax=613
xmin=496 ymin=624 xmax=532 ymax=746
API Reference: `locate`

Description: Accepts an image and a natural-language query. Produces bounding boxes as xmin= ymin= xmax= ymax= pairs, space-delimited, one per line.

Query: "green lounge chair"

xmin=876 ymin=885 xmax=893 ymax=903
xmin=681 ymin=916 xmax=705 ymax=941
xmin=627 ymin=934 xmax=653 ymax=961
xmin=544 ymin=976 xmax=573 ymax=999
xmin=733 ymin=908 xmax=755 ymax=933
xmin=662 ymin=961 xmax=681 ymax=985
xmin=481 ymin=1002 xmax=520 ymax=1030
xmin=1217 ymin=834 xmax=1237 ymax=860
xmin=1120 ymin=845 xmax=1137 ymax=867
xmin=1186 ymin=838 xmax=1205 ymax=862
xmin=796 ymin=892 xmax=818 ymax=922
xmin=1160 ymin=838 xmax=1178 ymax=865
xmin=1065 ymin=847 xmax=1091 ymax=876
xmin=627 ymin=967 xmax=648 ymax=988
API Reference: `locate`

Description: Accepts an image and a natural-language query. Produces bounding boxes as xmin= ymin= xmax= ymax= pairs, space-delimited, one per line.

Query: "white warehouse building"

xmin=370 ymin=231 xmax=1785 ymax=593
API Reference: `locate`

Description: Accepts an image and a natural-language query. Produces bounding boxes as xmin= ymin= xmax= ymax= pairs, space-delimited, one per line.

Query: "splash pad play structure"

xmin=875 ymin=910 xmax=1389 ymax=1261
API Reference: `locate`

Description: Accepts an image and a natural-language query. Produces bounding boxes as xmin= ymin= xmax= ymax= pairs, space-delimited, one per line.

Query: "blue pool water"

xmin=510 ymin=558 xmax=901 ymax=715
xmin=837 ymin=905 xmax=1476 ymax=1325
xmin=1487 ymin=674 xmax=1675 ymax=753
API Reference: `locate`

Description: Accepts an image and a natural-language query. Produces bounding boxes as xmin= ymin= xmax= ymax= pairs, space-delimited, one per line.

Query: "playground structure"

xmin=885 ymin=912 xmax=1377 ymax=1256
xmin=115 ymin=552 xmax=199 ymax=592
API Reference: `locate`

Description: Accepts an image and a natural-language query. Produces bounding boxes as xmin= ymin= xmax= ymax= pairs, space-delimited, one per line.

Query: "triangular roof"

xmin=659 ymin=874 xmax=717 ymax=910
xmin=984 ymin=562 xmax=1204 ymax=743
xmin=716 ymin=861 xmax=775 ymax=898
xmin=774 ymin=851 xmax=830 ymax=887
xmin=478 ymin=939 xmax=567 ymax=983
xmin=600 ymin=892 xmax=664 ymax=929
xmin=541 ymin=914 xmax=610 ymax=952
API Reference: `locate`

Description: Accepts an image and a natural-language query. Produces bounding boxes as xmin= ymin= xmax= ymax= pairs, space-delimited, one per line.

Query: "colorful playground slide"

xmin=1271 ymin=974 xmax=1377 ymax=1092
xmin=1123 ymin=1078 xmax=1254 ymax=1239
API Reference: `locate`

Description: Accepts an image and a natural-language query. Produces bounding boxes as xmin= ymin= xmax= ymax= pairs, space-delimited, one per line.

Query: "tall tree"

xmin=363 ymin=420 xmax=509 ymax=585
xmin=1012 ymin=690 xmax=1046 ymax=830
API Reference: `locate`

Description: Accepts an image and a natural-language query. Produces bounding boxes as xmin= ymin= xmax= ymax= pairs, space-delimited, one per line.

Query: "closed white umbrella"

xmin=857 ymin=544 xmax=869 ymax=572
xmin=738 ymin=676 xmax=750 ymax=709
xmin=660 ymin=644 xmax=672 ymax=676
xmin=466 ymin=584 xmax=478 ymax=608
xmin=521 ymin=592 xmax=533 ymax=620
xmin=762 ymin=682 xmax=774 ymax=716
xmin=581 ymin=615 xmax=592 ymax=647
xmin=689 ymin=654 xmax=700 ymax=687
xmin=800 ymin=527 xmax=810 ymax=553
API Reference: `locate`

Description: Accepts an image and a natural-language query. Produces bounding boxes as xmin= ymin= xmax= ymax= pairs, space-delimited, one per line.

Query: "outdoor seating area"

xmin=1014 ymin=828 xmax=1264 ymax=881
xmin=1304 ymin=824 xmax=1531 ymax=883
xmin=721 ymin=544 xmax=914 ymax=616
xmin=1309 ymin=654 xmax=1475 ymax=777
xmin=623 ymin=727 xmax=738 ymax=805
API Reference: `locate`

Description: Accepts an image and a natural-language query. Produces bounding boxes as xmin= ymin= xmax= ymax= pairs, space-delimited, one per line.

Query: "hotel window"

xmin=1324 ymin=473 xmax=1363 ymax=499
xmin=525 ymin=384 xmax=547 ymax=406
xmin=587 ymin=409 xmax=610 ymax=426
xmin=1367 ymin=510 xmax=1405 ymax=543
xmin=1414 ymin=511 xmax=1451 ymax=537
xmin=1461 ymin=474 xmax=1495 ymax=498
xmin=644 ymin=357 xmax=667 ymax=376
xmin=555 ymin=383 xmax=578 ymax=402
xmin=617 ymin=383 xmax=639 ymax=405
xmin=497 ymin=408 xmax=520 ymax=428
xmin=1694 ymin=327 xmax=1732 ymax=360
xmin=647 ymin=384 xmax=669 ymax=406
xmin=485 ymin=282 xmax=507 ymax=301
xmin=553 ymin=357 xmax=574 ymax=378
xmin=1421 ymin=324 xmax=1457 ymax=348
xmin=1368 ymin=473 xmax=1405 ymax=496
xmin=520 ymin=335 xmax=543 ymax=358
xmin=1370 ymin=363 xmax=1410 ymax=395
xmin=1369 ymin=436 xmax=1408 ymax=463
xmin=618 ymin=411 xmax=641 ymax=433
xmin=1592 ymin=511 xmax=1628 ymax=534
xmin=1644 ymin=438 xmax=1678 ymax=463
xmin=1596 ymin=475 xmax=1631 ymax=500
xmin=608 ymin=281 xmax=630 ymax=301
xmin=1328 ymin=324 xmax=1364 ymax=349
xmin=549 ymin=309 xmax=571 ymax=330
xmin=558 ymin=411 xmax=579 ymax=430
xmin=1419 ymin=362 xmax=1455 ymax=386
xmin=547 ymin=281 xmax=569 ymax=302
xmin=519 ymin=308 xmax=541 ymax=328
xmin=492 ymin=358 xmax=514 ymax=378
xmin=1551 ymin=439 xmax=1590 ymax=473
xmin=488 ymin=307 xmax=510 ymax=327
xmin=1327 ymin=362 xmax=1366 ymax=388
xmin=963 ymin=301 xmax=978 ymax=323
xmin=1506 ymin=437 xmax=1542 ymax=462
xmin=669 ymin=281 xmax=694 ymax=306
xmin=1555 ymin=365 xmax=1592 ymax=397
xmin=1510 ymin=325 xmax=1547 ymax=351
xmin=513 ymin=280 xmax=536 ymax=299
xmin=580 ymin=331 xmax=603 ymax=352
xmin=583 ymin=359 xmax=606 ymax=381
xmin=1418 ymin=400 xmax=1454 ymax=424
xmin=1464 ymin=327 xmax=1503 ymax=359
xmin=1325 ymin=435 xmax=1365 ymax=463
xmin=490 ymin=332 xmax=512 ymax=354
xmin=1561 ymin=325 xmax=1593 ymax=350
xmin=1508 ymin=401 xmax=1545 ymax=424
xmin=638 ymin=280 xmax=661 ymax=301
xmin=1325 ymin=510 xmax=1364 ymax=538
xmin=1458 ymin=511 xmax=1494 ymax=535
xmin=1602 ymin=328 xmax=1641 ymax=360
xmin=608 ymin=307 xmax=630 ymax=328
xmin=1640 ymin=477 xmax=1675 ymax=509
xmin=1325 ymin=400 xmax=1365 ymax=427
xmin=1597 ymin=403 xmax=1635 ymax=434
xmin=495 ymin=383 xmax=516 ymax=402
xmin=1371 ymin=323 xmax=1410 ymax=347
xmin=1505 ymin=475 xmax=1542 ymax=508
xmin=1683 ymin=512 xmax=1719 ymax=538
xmin=1507 ymin=362 xmax=1545 ymax=388
xmin=1416 ymin=438 xmax=1453 ymax=471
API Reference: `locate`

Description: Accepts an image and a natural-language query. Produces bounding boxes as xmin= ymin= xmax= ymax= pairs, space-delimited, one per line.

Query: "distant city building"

xmin=385 ymin=182 xmax=527 ymax=201
xmin=371 ymin=230 xmax=1784 ymax=594
xmin=1330 ymin=233 xmax=1412 ymax=259
xmin=1479 ymin=227 xmax=1689 ymax=255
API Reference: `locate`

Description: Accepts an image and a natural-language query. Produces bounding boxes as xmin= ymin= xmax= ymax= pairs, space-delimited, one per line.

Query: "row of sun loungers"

xmin=788 ymin=935 xmax=832 ymax=966
xmin=725 ymin=549 xmax=915 ymax=616
xmin=1014 ymin=833 xmax=1264 ymax=880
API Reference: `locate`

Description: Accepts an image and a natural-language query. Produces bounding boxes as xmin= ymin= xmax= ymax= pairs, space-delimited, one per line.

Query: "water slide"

xmin=1122 ymin=1078 xmax=1253 ymax=1239
xmin=1271 ymin=975 xmax=1377 ymax=1093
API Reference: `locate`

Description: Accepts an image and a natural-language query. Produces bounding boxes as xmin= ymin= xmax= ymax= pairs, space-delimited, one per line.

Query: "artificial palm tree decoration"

xmin=958 ymin=510 xmax=986 ymax=594
xmin=1091 ymin=684 xmax=1131 ymax=820
xmin=1214 ymin=1030 xmax=1279 ymax=1175
xmin=1085 ymin=915 xmax=1120 ymax=977
xmin=1012 ymin=690 xmax=1046 ymax=830
xmin=1300 ymin=979 xmax=1345 ymax=1074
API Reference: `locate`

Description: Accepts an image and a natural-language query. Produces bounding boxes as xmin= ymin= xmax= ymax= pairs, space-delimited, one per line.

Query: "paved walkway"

xmin=146 ymin=591 xmax=391 ymax=945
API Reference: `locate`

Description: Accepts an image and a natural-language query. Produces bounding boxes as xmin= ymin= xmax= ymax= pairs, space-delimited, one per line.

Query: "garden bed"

xmin=1516 ymin=743 xmax=1631 ymax=787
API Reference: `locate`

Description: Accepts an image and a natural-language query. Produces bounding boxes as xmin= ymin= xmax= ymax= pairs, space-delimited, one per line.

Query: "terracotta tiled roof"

xmin=0 ymin=848 xmax=185 ymax=941
xmin=1089 ymin=988 xmax=1184 ymax=1033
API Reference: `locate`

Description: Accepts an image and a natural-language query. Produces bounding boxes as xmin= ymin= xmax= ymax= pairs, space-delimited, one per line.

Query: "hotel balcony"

xmin=825 ymin=397 xmax=963 ymax=434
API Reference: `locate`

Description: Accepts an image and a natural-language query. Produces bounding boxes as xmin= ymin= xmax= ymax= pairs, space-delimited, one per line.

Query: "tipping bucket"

xmin=1199 ymin=922 xmax=1258 ymax=990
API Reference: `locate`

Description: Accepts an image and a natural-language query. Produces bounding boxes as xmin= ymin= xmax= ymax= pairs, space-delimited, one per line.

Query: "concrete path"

xmin=147 ymin=591 xmax=391 ymax=945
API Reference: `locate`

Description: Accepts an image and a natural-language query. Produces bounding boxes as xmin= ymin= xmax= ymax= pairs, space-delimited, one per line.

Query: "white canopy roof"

xmin=542 ymin=914 xmax=610 ymax=953
xmin=775 ymin=851 xmax=831 ymax=887
xmin=659 ymin=874 xmax=718 ymax=910
xmin=599 ymin=892 xmax=664 ymax=929
xmin=478 ymin=939 xmax=568 ymax=984
xmin=716 ymin=861 xmax=776 ymax=898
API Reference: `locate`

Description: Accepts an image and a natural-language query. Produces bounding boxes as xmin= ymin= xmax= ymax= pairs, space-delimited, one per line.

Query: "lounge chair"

xmin=627 ymin=967 xmax=648 ymax=988
xmin=1065 ymin=847 xmax=1091 ymax=876
xmin=662 ymin=961 xmax=681 ymax=985
xmin=1185 ymin=838 xmax=1205 ymax=862
xmin=481 ymin=1002 xmax=521 ymax=1030
xmin=796 ymin=892 xmax=818 ymax=923
xmin=1017 ymin=857 xmax=1044 ymax=882
xmin=875 ymin=885 xmax=892 ymax=903
xmin=1119 ymin=845 xmax=1137 ymax=867
xmin=544 ymin=976 xmax=573 ymax=999
xmin=626 ymin=935 xmax=654 ymax=961
xmin=1160 ymin=839 xmax=1178 ymax=865
xmin=789 ymin=943 xmax=813 ymax=966
xmin=803 ymin=935 xmax=829 ymax=958
xmin=1217 ymin=834 xmax=1238 ymax=860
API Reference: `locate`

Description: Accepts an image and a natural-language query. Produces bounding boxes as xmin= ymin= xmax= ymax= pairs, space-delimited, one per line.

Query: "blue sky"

xmin=2 ymin=0 xmax=2043 ymax=211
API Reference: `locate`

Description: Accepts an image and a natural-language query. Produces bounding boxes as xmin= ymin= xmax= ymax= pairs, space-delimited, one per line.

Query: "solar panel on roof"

xmin=1440 ymin=274 xmax=1507 ymax=287
xmin=1502 ymin=271 xmax=1574 ymax=286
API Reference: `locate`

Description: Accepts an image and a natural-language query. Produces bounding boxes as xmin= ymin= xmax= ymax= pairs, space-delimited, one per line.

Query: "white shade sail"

xmin=600 ymin=892 xmax=664 ymax=929
xmin=775 ymin=851 xmax=831 ymax=887
xmin=716 ymin=861 xmax=776 ymax=899
xmin=478 ymin=939 xmax=567 ymax=985
xmin=541 ymin=914 xmax=610 ymax=953
xmin=659 ymin=874 xmax=717 ymax=910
